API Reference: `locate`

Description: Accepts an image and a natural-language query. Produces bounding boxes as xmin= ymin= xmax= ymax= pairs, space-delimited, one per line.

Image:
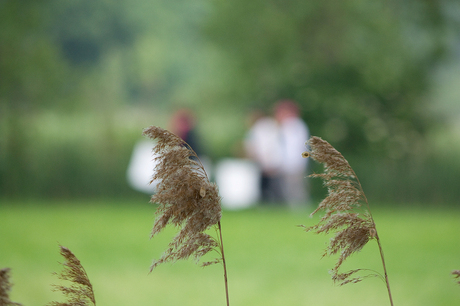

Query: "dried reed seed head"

xmin=0 ymin=268 xmax=11 ymax=292
xmin=331 ymin=269 xmax=366 ymax=285
xmin=304 ymin=135 xmax=378 ymax=286
xmin=0 ymin=268 xmax=20 ymax=306
xmin=307 ymin=136 xmax=355 ymax=178
xmin=453 ymin=270 xmax=460 ymax=285
xmin=59 ymin=247 xmax=92 ymax=287
xmin=48 ymin=246 xmax=96 ymax=306
xmin=143 ymin=126 xmax=222 ymax=270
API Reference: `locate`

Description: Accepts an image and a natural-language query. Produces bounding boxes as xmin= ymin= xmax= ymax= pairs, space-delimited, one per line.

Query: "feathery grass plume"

xmin=143 ymin=126 xmax=230 ymax=305
xmin=48 ymin=246 xmax=96 ymax=306
xmin=453 ymin=270 xmax=460 ymax=285
xmin=301 ymin=136 xmax=394 ymax=305
xmin=0 ymin=268 xmax=23 ymax=306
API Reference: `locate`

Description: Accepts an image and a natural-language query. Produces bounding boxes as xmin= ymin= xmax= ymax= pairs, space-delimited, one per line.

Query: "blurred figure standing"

xmin=244 ymin=110 xmax=284 ymax=203
xmin=169 ymin=108 xmax=202 ymax=156
xmin=127 ymin=107 xmax=207 ymax=195
xmin=275 ymin=100 xmax=310 ymax=209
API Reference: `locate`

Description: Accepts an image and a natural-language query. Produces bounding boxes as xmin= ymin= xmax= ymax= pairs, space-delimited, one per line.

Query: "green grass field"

xmin=1 ymin=199 xmax=459 ymax=306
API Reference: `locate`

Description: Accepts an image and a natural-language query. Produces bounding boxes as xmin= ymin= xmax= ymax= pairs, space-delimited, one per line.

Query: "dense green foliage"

xmin=0 ymin=200 xmax=459 ymax=305
xmin=204 ymin=0 xmax=457 ymax=154
xmin=1 ymin=0 xmax=459 ymax=202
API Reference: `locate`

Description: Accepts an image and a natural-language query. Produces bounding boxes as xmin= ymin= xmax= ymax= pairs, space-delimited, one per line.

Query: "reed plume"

xmin=48 ymin=246 xmax=96 ymax=306
xmin=0 ymin=268 xmax=22 ymax=306
xmin=453 ymin=270 xmax=460 ymax=285
xmin=143 ymin=126 xmax=230 ymax=305
xmin=302 ymin=136 xmax=394 ymax=305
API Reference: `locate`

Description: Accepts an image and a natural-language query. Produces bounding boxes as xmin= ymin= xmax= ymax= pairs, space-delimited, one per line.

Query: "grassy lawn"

xmin=1 ymin=199 xmax=459 ymax=305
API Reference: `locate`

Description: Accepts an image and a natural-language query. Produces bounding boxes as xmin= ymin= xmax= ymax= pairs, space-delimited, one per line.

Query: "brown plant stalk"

xmin=301 ymin=136 xmax=394 ymax=306
xmin=143 ymin=126 xmax=229 ymax=306
xmin=48 ymin=246 xmax=96 ymax=306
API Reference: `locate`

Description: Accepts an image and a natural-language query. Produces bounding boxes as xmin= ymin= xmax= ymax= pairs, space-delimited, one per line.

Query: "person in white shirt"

xmin=274 ymin=100 xmax=310 ymax=208
xmin=244 ymin=110 xmax=284 ymax=203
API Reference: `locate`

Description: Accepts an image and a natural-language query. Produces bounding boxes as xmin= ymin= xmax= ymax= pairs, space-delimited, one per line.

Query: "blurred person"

xmin=275 ymin=100 xmax=310 ymax=209
xmin=169 ymin=108 xmax=202 ymax=156
xmin=169 ymin=108 xmax=213 ymax=176
xmin=244 ymin=109 xmax=284 ymax=204
xmin=127 ymin=107 xmax=209 ymax=194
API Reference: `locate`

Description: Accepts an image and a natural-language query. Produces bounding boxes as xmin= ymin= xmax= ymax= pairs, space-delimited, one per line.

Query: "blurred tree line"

xmin=1 ymin=0 xmax=459 ymax=203
xmin=205 ymin=0 xmax=454 ymax=155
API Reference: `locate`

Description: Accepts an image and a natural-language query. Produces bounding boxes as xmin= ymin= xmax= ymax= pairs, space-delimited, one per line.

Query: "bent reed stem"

xmin=376 ymin=236 xmax=394 ymax=306
xmin=355 ymin=171 xmax=394 ymax=306
xmin=218 ymin=221 xmax=230 ymax=306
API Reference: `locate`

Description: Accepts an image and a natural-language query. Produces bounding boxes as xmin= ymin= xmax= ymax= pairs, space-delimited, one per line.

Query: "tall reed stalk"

xmin=302 ymin=136 xmax=394 ymax=305
xmin=143 ymin=126 xmax=230 ymax=306
xmin=218 ymin=221 xmax=230 ymax=306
